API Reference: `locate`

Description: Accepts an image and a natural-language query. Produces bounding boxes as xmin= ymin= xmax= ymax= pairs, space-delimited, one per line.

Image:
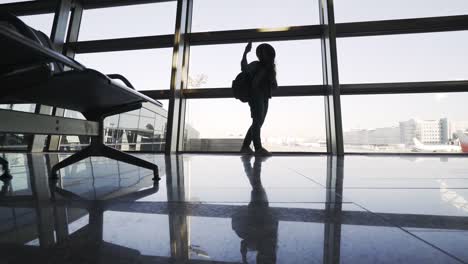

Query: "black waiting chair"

xmin=0 ymin=13 xmax=160 ymax=181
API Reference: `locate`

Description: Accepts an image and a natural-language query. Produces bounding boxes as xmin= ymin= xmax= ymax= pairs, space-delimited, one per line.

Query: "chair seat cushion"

xmin=4 ymin=69 xmax=144 ymax=117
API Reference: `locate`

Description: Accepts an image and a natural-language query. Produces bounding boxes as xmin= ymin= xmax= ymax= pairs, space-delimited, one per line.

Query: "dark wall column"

xmin=166 ymin=155 xmax=189 ymax=261
xmin=165 ymin=0 xmax=193 ymax=154
xmin=323 ymin=155 xmax=344 ymax=264
xmin=48 ymin=0 xmax=84 ymax=151
xmin=320 ymin=0 xmax=344 ymax=155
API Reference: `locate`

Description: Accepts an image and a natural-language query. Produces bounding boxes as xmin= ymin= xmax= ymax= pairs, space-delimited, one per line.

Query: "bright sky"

xmin=9 ymin=0 xmax=468 ymax=139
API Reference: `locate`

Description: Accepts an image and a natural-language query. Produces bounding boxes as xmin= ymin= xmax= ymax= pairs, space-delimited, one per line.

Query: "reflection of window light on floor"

xmin=438 ymin=180 xmax=468 ymax=213
xmin=25 ymin=238 xmax=40 ymax=246
xmin=68 ymin=214 xmax=90 ymax=234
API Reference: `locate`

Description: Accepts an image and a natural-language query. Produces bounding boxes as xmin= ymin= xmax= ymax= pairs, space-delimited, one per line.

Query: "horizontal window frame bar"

xmin=336 ymin=15 xmax=468 ymax=38
xmin=182 ymin=85 xmax=326 ymax=99
xmin=140 ymin=81 xmax=468 ymax=100
xmin=81 ymin=0 xmax=175 ymax=10
xmin=341 ymin=81 xmax=468 ymax=95
xmin=344 ymin=152 xmax=468 ymax=156
xmin=66 ymin=35 xmax=174 ymax=53
xmin=0 ymin=0 xmax=176 ymax=15
xmin=189 ymin=26 xmax=322 ymax=45
xmin=0 ymin=0 xmax=56 ymax=16
xmin=0 ymin=109 xmax=99 ymax=136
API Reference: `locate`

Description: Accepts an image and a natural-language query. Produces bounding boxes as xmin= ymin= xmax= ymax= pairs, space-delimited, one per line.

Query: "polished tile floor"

xmin=0 ymin=153 xmax=467 ymax=263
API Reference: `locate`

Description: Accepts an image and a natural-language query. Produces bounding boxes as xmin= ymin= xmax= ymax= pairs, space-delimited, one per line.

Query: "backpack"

xmin=232 ymin=71 xmax=252 ymax=103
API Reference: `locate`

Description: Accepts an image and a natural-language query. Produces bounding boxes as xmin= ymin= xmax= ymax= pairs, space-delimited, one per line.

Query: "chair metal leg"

xmin=50 ymin=146 xmax=93 ymax=179
xmin=50 ymin=141 xmax=159 ymax=181
xmin=100 ymin=145 xmax=160 ymax=181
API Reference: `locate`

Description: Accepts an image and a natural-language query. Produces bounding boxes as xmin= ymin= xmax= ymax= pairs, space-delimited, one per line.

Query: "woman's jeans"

xmin=242 ymin=96 xmax=269 ymax=151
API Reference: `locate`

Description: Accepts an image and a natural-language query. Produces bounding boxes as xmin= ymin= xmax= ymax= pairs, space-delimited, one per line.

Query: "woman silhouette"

xmin=240 ymin=42 xmax=278 ymax=156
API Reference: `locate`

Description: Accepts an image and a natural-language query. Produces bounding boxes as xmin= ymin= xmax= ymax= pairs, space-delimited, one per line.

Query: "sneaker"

xmin=240 ymin=146 xmax=254 ymax=155
xmin=255 ymin=148 xmax=272 ymax=156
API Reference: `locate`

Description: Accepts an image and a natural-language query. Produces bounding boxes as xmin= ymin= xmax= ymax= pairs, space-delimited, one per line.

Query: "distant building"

xmin=345 ymin=118 xmax=452 ymax=146
xmin=344 ymin=127 xmax=400 ymax=145
xmin=400 ymin=118 xmax=450 ymax=145
xmin=452 ymin=121 xmax=468 ymax=134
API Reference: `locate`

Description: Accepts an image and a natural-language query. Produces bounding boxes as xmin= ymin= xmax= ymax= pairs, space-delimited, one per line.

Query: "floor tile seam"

xmin=286 ymin=167 xmax=327 ymax=188
xmin=140 ymin=201 xmax=356 ymax=204
xmin=340 ymin=187 xmax=468 ymax=189
xmin=350 ymin=202 xmax=467 ymax=264
xmin=179 ymin=187 xmax=327 ymax=190
xmin=407 ymin=230 xmax=468 ymax=233
xmin=357 ymin=178 xmax=468 ymax=180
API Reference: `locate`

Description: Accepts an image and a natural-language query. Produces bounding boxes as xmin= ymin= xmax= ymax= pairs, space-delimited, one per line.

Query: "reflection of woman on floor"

xmin=232 ymin=156 xmax=278 ymax=264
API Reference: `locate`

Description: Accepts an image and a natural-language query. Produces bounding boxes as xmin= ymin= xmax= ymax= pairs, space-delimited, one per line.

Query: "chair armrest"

xmin=107 ymin=74 xmax=135 ymax=89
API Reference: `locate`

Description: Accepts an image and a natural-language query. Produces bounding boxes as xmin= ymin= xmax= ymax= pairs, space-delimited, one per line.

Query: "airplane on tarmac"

xmin=412 ymin=131 xmax=468 ymax=153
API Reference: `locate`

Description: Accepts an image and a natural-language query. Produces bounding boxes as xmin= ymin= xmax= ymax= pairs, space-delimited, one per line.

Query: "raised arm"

xmin=241 ymin=41 xmax=252 ymax=72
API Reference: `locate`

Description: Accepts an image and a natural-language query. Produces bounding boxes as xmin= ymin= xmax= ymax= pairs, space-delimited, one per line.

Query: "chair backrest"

xmin=0 ymin=12 xmax=63 ymax=74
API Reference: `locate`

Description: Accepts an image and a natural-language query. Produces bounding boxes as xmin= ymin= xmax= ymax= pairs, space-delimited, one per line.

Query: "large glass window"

xmin=19 ymin=13 xmax=54 ymax=36
xmin=334 ymin=0 xmax=468 ymax=23
xmin=188 ymin=40 xmax=323 ymax=88
xmin=184 ymin=97 xmax=326 ymax=152
xmin=192 ymin=0 xmax=319 ymax=32
xmin=338 ymin=31 xmax=468 ymax=84
xmin=341 ymin=93 xmax=468 ymax=153
xmin=79 ymin=2 xmax=177 ymax=41
xmin=75 ymin=49 xmax=173 ymax=91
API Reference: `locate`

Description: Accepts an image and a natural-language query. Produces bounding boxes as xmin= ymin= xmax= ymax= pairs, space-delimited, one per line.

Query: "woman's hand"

xmin=244 ymin=41 xmax=252 ymax=53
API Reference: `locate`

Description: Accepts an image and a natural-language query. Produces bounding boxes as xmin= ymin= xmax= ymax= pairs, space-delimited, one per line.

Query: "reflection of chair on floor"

xmin=45 ymin=179 xmax=159 ymax=263
xmin=0 ymin=157 xmax=11 ymax=179
xmin=0 ymin=165 xmax=160 ymax=263
xmin=0 ymin=13 xmax=160 ymax=181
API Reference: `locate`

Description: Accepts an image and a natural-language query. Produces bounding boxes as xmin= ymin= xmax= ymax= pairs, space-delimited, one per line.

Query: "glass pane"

xmin=60 ymin=101 xmax=167 ymax=152
xmin=0 ymin=134 xmax=32 ymax=150
xmin=0 ymin=105 xmax=35 ymax=151
xmin=338 ymin=31 xmax=468 ymax=84
xmin=189 ymin=40 xmax=323 ymax=88
xmin=192 ymin=0 xmax=319 ymax=32
xmin=184 ymin=97 xmax=326 ymax=152
xmin=342 ymin=93 xmax=468 ymax=153
xmin=335 ymin=0 xmax=468 ymax=23
xmin=19 ymin=13 xmax=54 ymax=36
xmin=104 ymin=102 xmax=168 ymax=152
xmin=75 ymin=49 xmax=173 ymax=91
xmin=11 ymin=104 xmax=36 ymax=113
xmin=79 ymin=2 xmax=176 ymax=40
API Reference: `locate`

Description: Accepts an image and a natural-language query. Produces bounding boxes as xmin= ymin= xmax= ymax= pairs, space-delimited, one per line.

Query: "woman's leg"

xmin=242 ymin=102 xmax=255 ymax=150
xmin=242 ymin=126 xmax=253 ymax=149
xmin=252 ymin=99 xmax=266 ymax=151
